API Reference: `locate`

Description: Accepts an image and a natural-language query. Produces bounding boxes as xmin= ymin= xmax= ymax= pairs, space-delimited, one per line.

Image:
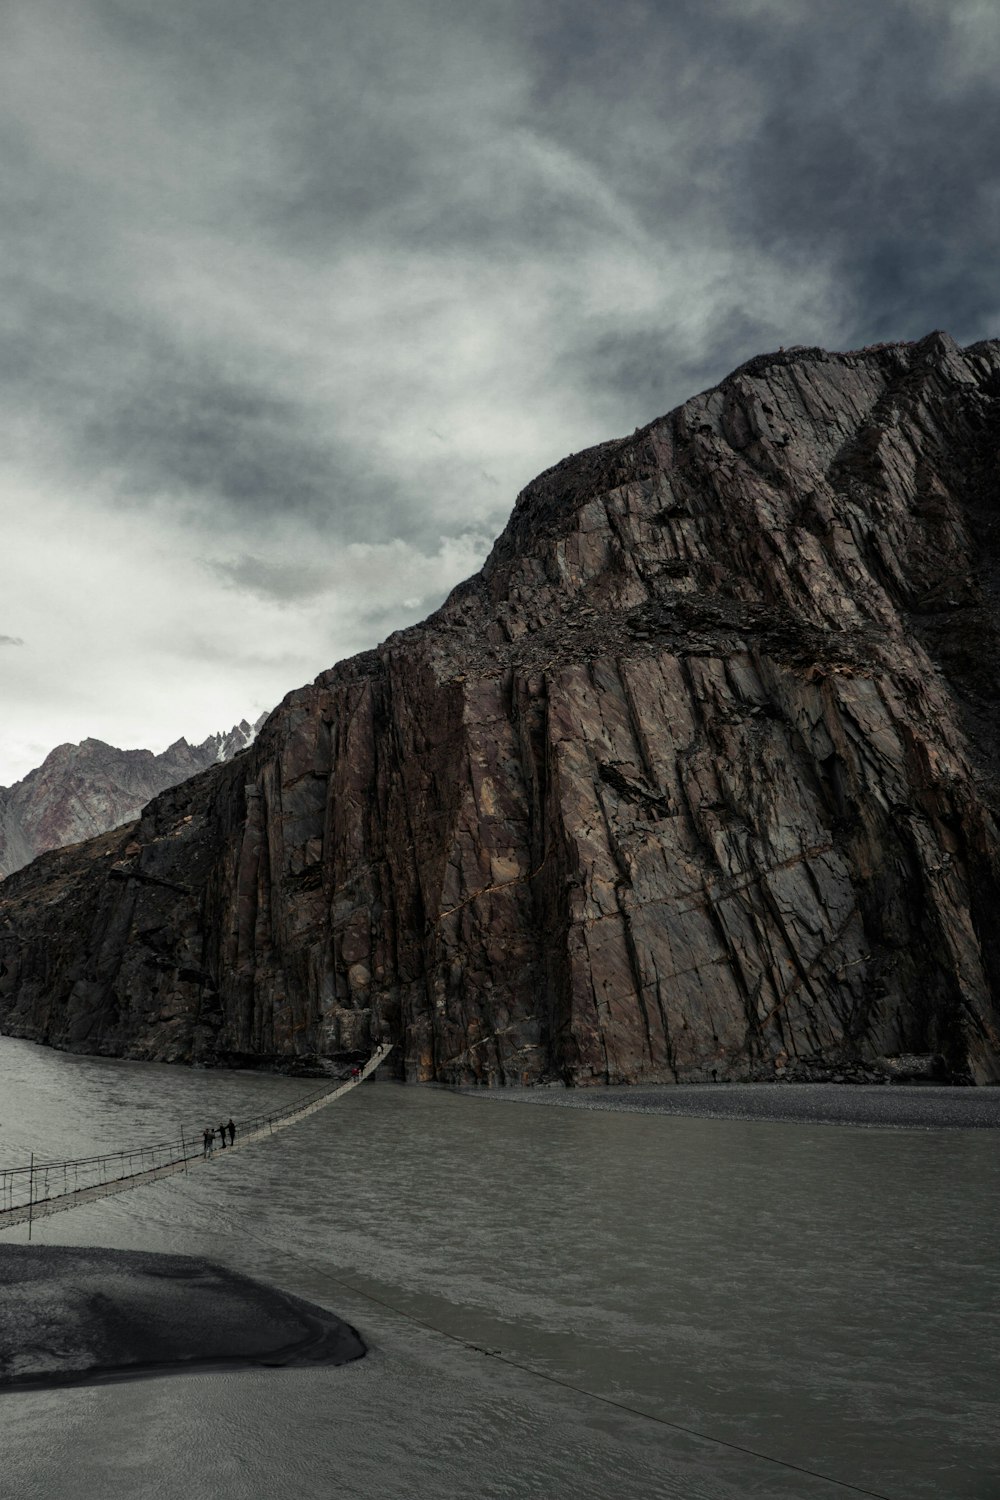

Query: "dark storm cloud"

xmin=208 ymin=554 xmax=332 ymax=605
xmin=9 ymin=0 xmax=998 ymax=535
xmin=521 ymin=0 xmax=1000 ymax=389
xmin=10 ymin=5 xmax=1000 ymax=449
xmin=0 ymin=288 xmax=401 ymax=537
xmin=86 ymin=372 xmax=378 ymax=530
xmin=0 ymin=2 xmax=543 ymax=555
xmin=4 ymin=0 xmax=1000 ymax=780
xmin=722 ymin=3 xmax=1000 ymax=346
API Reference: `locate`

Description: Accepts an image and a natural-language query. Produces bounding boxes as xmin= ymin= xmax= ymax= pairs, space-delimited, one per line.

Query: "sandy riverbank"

xmin=0 ymin=1245 xmax=364 ymax=1392
xmin=454 ymin=1081 xmax=1000 ymax=1128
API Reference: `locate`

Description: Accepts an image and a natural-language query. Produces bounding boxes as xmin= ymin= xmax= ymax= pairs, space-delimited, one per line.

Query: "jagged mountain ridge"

xmin=2 ymin=332 xmax=999 ymax=1084
xmin=0 ymin=718 xmax=267 ymax=879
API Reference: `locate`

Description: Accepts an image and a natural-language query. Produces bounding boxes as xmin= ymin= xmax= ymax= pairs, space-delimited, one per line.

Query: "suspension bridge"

xmin=0 ymin=1043 xmax=391 ymax=1235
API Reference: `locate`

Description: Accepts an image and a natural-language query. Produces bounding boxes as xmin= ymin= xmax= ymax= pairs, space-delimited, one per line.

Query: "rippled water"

xmin=2 ymin=1032 xmax=998 ymax=1499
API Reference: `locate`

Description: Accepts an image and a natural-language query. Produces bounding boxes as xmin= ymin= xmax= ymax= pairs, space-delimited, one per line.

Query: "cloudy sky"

xmin=2 ymin=0 xmax=998 ymax=782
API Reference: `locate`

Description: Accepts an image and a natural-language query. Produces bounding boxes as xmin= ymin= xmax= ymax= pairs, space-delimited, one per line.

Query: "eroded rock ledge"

xmin=2 ymin=333 xmax=1000 ymax=1084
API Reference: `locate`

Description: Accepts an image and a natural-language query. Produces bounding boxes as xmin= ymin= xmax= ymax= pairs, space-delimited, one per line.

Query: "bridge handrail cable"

xmin=0 ymin=1045 xmax=391 ymax=1225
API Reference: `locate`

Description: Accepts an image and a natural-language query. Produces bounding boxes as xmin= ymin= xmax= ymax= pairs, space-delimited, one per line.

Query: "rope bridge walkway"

xmin=0 ymin=1043 xmax=392 ymax=1235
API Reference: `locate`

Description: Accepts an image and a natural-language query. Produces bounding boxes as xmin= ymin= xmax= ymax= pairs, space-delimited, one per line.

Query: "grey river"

xmin=1 ymin=1033 xmax=998 ymax=1500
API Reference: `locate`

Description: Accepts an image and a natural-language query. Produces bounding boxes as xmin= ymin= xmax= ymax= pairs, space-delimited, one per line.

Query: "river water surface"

xmin=1 ymin=1033 xmax=997 ymax=1499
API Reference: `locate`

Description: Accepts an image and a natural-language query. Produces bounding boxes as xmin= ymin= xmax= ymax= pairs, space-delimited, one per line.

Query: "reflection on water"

xmin=2 ymin=1033 xmax=998 ymax=1499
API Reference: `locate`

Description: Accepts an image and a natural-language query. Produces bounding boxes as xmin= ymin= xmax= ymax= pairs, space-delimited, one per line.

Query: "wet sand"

xmin=0 ymin=1244 xmax=365 ymax=1392
xmin=457 ymin=1081 xmax=1000 ymax=1128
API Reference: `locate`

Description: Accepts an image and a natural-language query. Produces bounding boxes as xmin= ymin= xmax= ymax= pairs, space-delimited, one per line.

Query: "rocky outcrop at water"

xmin=2 ymin=334 xmax=999 ymax=1085
xmin=0 ymin=719 xmax=266 ymax=878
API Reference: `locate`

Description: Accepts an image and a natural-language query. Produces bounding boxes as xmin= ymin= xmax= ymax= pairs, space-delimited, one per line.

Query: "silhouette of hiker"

xmin=217 ymin=1122 xmax=227 ymax=1148
xmin=227 ymin=1118 xmax=236 ymax=1146
xmin=202 ymin=1127 xmax=213 ymax=1158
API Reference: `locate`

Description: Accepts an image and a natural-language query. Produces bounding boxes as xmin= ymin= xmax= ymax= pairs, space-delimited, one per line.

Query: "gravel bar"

xmin=454 ymin=1082 xmax=1000 ymax=1129
xmin=0 ymin=1244 xmax=365 ymax=1391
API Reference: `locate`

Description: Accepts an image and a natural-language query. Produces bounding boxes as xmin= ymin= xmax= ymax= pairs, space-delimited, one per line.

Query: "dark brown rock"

xmin=2 ymin=333 xmax=1000 ymax=1085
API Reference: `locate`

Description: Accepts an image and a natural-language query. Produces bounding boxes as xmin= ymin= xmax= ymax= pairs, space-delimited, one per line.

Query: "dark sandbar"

xmin=0 ymin=1244 xmax=365 ymax=1392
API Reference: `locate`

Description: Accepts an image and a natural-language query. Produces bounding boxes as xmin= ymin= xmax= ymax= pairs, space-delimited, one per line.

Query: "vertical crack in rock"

xmin=2 ymin=333 xmax=1000 ymax=1084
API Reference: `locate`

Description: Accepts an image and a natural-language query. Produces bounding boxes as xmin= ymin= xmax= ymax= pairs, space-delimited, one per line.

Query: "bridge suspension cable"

xmin=0 ymin=1043 xmax=391 ymax=1235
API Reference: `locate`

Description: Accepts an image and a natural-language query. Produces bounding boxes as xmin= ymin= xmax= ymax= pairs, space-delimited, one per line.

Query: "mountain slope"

xmin=2 ymin=333 xmax=999 ymax=1084
xmin=0 ymin=720 xmax=265 ymax=878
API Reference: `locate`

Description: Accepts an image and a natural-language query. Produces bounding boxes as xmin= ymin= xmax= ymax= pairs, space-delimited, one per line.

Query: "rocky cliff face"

xmin=2 ymin=333 xmax=1000 ymax=1085
xmin=0 ymin=720 xmax=265 ymax=879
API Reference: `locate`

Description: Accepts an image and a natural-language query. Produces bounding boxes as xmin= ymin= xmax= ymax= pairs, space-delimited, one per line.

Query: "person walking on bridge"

xmin=227 ymin=1118 xmax=235 ymax=1146
xmin=217 ymin=1122 xmax=227 ymax=1148
xmin=202 ymin=1127 xmax=214 ymax=1158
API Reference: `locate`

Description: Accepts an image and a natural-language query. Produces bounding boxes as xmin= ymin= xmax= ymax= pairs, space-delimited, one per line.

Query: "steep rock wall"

xmin=2 ymin=333 xmax=1000 ymax=1083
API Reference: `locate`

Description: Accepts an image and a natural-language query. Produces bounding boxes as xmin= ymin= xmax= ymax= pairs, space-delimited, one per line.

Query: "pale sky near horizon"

xmin=2 ymin=0 xmax=999 ymax=783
